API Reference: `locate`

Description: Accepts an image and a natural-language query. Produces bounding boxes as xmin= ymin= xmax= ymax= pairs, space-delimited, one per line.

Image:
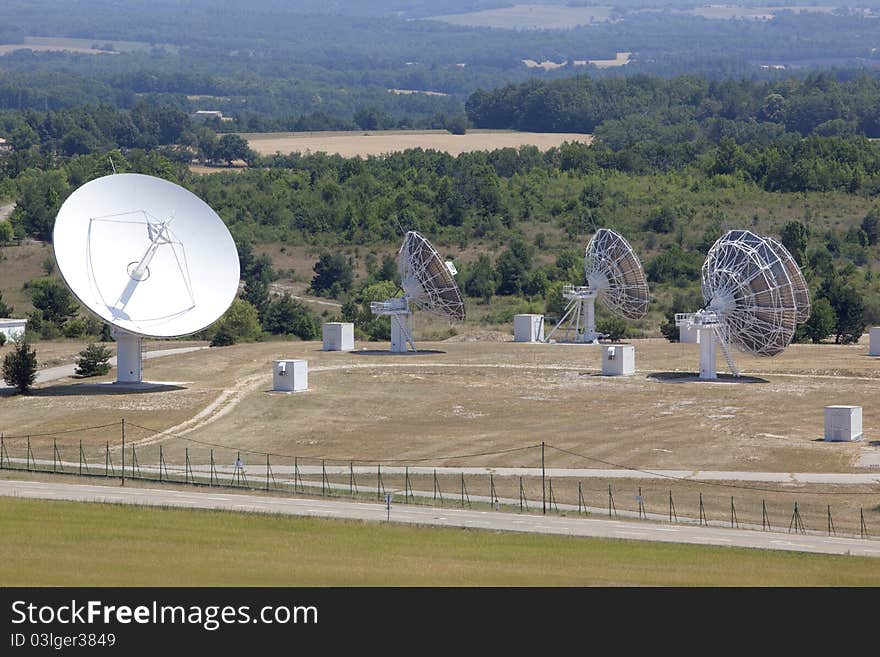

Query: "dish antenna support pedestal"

xmin=546 ymin=285 xmax=602 ymax=344
xmin=675 ymin=312 xmax=738 ymax=380
xmin=113 ymin=328 xmax=144 ymax=384
xmin=370 ymin=298 xmax=416 ymax=353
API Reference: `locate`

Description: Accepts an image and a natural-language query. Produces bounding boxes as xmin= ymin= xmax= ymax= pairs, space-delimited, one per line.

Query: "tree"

xmin=825 ymin=280 xmax=865 ymax=344
xmin=26 ymin=278 xmax=78 ymax=325
xmin=0 ymin=291 xmax=12 ymax=317
xmin=861 ymin=208 xmax=879 ymax=246
xmin=801 ymin=297 xmax=837 ymax=343
xmin=780 ymin=220 xmax=809 ymax=266
xmin=446 ymin=114 xmax=468 ymax=135
xmin=495 ymin=240 xmax=531 ymax=296
xmin=2 ymin=337 xmax=37 ymax=393
xmin=464 ymin=254 xmax=494 ymax=302
xmin=74 ymin=343 xmax=112 ymax=377
xmin=311 ymin=253 xmax=353 ymax=297
xmin=210 ymin=299 xmax=262 ymax=346
xmin=598 ymin=316 xmax=627 ymax=341
xmin=0 ymin=221 xmax=13 ymax=244
xmin=263 ymin=293 xmax=320 ymax=340
xmin=216 ymin=134 xmax=253 ymax=166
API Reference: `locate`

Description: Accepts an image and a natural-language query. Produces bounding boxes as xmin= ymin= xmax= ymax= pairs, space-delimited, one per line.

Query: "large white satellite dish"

xmin=675 ymin=229 xmax=809 ymax=380
xmin=53 ymin=173 xmax=239 ymax=384
xmin=545 ymin=228 xmax=649 ymax=343
xmin=370 ymin=231 xmax=465 ymax=352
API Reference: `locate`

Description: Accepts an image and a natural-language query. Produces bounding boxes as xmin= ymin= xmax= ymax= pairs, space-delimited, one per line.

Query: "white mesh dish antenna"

xmin=675 ymin=229 xmax=809 ymax=380
xmin=370 ymin=231 xmax=464 ymax=352
xmin=53 ymin=173 xmax=239 ymax=384
xmin=545 ymin=228 xmax=649 ymax=344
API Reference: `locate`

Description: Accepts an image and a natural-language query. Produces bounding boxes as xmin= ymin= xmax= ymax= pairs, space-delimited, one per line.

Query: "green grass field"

xmin=1 ymin=497 xmax=877 ymax=586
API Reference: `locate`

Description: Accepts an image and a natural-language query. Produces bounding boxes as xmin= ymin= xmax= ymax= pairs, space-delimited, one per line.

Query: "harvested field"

xmin=428 ymin=4 xmax=614 ymax=29
xmin=241 ymin=130 xmax=593 ymax=158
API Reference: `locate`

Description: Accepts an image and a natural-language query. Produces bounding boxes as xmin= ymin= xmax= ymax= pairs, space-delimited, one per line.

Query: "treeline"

xmin=467 ymin=72 xmax=880 ymax=138
xmin=7 ymin=138 xmax=878 ymax=341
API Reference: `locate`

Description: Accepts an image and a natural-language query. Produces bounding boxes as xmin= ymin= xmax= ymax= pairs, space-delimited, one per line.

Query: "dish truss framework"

xmin=676 ymin=229 xmax=808 ymax=380
xmin=545 ymin=228 xmax=649 ymax=344
xmin=370 ymin=231 xmax=465 ymax=353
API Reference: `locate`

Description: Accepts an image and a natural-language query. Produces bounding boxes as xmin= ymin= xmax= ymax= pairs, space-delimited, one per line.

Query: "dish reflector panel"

xmin=53 ymin=174 xmax=239 ymax=338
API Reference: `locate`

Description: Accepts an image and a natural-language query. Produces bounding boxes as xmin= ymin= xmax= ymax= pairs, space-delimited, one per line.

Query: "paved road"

xmin=1 ymin=479 xmax=877 ymax=558
xmin=0 ymin=346 xmax=206 ymax=391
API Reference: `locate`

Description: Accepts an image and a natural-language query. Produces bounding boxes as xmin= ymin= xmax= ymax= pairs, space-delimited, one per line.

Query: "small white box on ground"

xmin=273 ymin=359 xmax=308 ymax=392
xmin=513 ymin=314 xmax=544 ymax=342
xmin=602 ymin=344 xmax=635 ymax=376
xmin=0 ymin=318 xmax=27 ymax=342
xmin=824 ymin=405 xmax=863 ymax=442
xmin=679 ymin=324 xmax=700 ymax=344
xmin=323 ymin=322 xmax=354 ymax=351
xmin=870 ymin=327 xmax=880 ymax=356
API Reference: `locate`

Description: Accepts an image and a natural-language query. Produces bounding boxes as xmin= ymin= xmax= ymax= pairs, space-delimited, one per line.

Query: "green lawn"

xmin=1 ymin=497 xmax=877 ymax=586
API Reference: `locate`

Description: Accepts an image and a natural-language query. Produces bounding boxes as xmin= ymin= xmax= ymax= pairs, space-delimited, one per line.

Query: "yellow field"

xmin=428 ymin=4 xmax=614 ymax=29
xmin=241 ymin=130 xmax=593 ymax=158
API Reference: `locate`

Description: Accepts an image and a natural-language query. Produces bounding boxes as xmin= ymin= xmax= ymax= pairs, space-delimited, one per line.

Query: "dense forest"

xmin=1 ymin=3 xmax=878 ymax=348
xmin=2 ymin=117 xmax=877 ymax=346
xmin=2 ymin=2 xmax=880 ymax=127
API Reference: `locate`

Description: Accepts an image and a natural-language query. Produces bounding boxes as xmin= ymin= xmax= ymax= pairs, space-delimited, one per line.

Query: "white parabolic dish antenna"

xmin=675 ymin=229 xmax=809 ymax=380
xmin=545 ymin=228 xmax=649 ymax=343
xmin=53 ymin=173 xmax=240 ymax=383
xmin=370 ymin=231 xmax=465 ymax=352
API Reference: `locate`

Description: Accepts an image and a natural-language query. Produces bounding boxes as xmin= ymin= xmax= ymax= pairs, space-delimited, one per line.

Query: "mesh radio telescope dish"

xmin=370 ymin=231 xmax=465 ymax=352
xmin=53 ymin=173 xmax=239 ymax=384
xmin=675 ymin=229 xmax=809 ymax=380
xmin=545 ymin=228 xmax=649 ymax=343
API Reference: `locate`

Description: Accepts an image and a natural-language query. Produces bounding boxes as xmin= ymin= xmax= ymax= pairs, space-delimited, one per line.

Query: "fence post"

xmin=377 ymin=464 xmax=382 ymax=501
xmin=105 ymin=442 xmax=110 ymax=477
xmin=53 ymin=439 xmax=57 ymax=473
xmin=699 ymin=492 xmax=707 ymax=526
xmin=322 ymin=460 xmax=327 ymax=496
xmin=159 ymin=445 xmax=164 ymax=483
xmin=762 ymin=499 xmax=770 ymax=531
xmin=608 ymin=484 xmax=615 ymax=518
xmin=861 ymin=508 xmax=869 ymax=539
xmin=490 ymin=473 xmax=497 ymax=510
xmin=519 ymin=477 xmax=527 ymax=512
xmin=26 ymin=436 xmax=31 ymax=472
xmin=350 ymin=462 xmax=354 ymax=497
xmin=266 ymin=454 xmax=270 ymax=492
xmin=730 ymin=497 xmax=739 ymax=529
xmin=541 ymin=441 xmax=546 ymax=515
xmin=0 ymin=433 xmax=4 ymax=470
xmin=578 ymin=481 xmax=585 ymax=514
xmin=827 ymin=505 xmax=835 ymax=537
xmin=210 ymin=449 xmax=215 ymax=486
xmin=185 ymin=448 xmax=190 ymax=484
xmin=121 ymin=418 xmax=125 ymax=487
xmin=406 ymin=466 xmax=411 ymax=504
xmin=637 ymin=486 xmax=645 ymax=520
xmin=78 ymin=439 xmax=82 ymax=477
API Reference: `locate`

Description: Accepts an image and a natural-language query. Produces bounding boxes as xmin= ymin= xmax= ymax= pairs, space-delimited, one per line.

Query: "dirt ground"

xmin=2 ymin=336 xmax=878 ymax=475
xmin=241 ymin=130 xmax=593 ymax=158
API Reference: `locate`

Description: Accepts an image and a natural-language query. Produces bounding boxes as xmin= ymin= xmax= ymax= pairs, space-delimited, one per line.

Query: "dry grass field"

xmin=2 ymin=334 xmax=879 ymax=536
xmin=241 ymin=130 xmax=593 ymax=158
xmin=0 ymin=36 xmax=173 ymax=56
xmin=428 ymin=4 xmax=614 ymax=29
xmin=2 ymin=336 xmax=878 ymax=473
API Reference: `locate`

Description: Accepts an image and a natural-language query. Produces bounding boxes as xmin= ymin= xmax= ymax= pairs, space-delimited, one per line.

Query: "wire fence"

xmin=1 ymin=420 xmax=877 ymax=541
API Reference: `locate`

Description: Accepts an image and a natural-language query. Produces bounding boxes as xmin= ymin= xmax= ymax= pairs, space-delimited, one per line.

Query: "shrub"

xmin=2 ymin=337 xmax=37 ymax=393
xmin=74 ymin=343 xmax=112 ymax=377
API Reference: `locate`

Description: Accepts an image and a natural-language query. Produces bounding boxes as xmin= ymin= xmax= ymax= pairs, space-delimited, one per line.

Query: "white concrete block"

xmin=602 ymin=344 xmax=635 ymax=376
xmin=870 ymin=327 xmax=880 ymax=356
xmin=513 ymin=314 xmax=544 ymax=342
xmin=273 ymin=359 xmax=308 ymax=392
xmin=824 ymin=405 xmax=862 ymax=442
xmin=323 ymin=322 xmax=354 ymax=351
xmin=0 ymin=318 xmax=27 ymax=342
